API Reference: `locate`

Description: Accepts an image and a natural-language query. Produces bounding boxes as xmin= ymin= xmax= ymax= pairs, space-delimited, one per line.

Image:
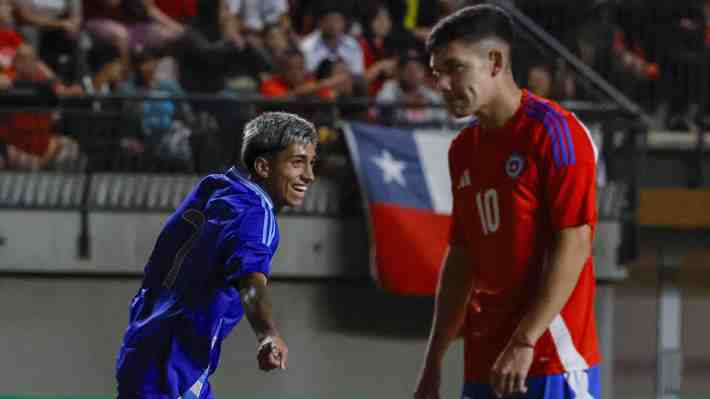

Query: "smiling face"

xmin=258 ymin=142 xmax=317 ymax=208
xmin=430 ymin=39 xmax=501 ymax=118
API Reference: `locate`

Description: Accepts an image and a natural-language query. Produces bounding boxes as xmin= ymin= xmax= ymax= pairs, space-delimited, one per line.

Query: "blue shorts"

xmin=461 ymin=366 xmax=600 ymax=399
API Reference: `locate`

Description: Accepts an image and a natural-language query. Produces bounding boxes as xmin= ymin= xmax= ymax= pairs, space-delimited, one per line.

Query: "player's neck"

xmin=252 ymin=177 xmax=283 ymax=212
xmin=476 ymin=83 xmax=522 ymax=130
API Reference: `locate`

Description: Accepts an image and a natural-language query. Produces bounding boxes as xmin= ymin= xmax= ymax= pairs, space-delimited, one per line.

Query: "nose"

xmin=302 ymin=161 xmax=315 ymax=184
xmin=436 ymin=74 xmax=452 ymax=93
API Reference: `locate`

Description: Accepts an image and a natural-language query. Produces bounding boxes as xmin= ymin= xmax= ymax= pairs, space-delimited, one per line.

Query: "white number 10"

xmin=475 ymin=189 xmax=499 ymax=235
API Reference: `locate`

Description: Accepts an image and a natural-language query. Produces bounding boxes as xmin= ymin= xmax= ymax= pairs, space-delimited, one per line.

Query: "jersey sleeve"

xmin=219 ymin=206 xmax=275 ymax=283
xmin=448 ymin=146 xmax=466 ymax=247
xmin=541 ymin=113 xmax=598 ymax=230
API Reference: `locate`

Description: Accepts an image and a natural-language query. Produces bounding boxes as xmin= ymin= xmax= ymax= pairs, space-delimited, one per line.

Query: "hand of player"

xmin=413 ymin=362 xmax=441 ymax=399
xmin=257 ymin=335 xmax=288 ymax=371
xmin=490 ymin=339 xmax=534 ymax=398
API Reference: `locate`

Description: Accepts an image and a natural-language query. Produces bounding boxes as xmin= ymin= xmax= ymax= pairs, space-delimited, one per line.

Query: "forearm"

xmin=283 ymin=82 xmax=320 ymax=98
xmin=424 ymin=245 xmax=474 ymax=365
xmin=513 ymin=225 xmax=592 ymax=344
xmin=364 ymin=61 xmax=390 ymax=83
xmin=239 ymin=273 xmax=279 ymax=341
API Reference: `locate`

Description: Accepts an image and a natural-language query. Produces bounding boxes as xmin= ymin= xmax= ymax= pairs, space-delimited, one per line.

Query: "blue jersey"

xmin=116 ymin=167 xmax=279 ymax=399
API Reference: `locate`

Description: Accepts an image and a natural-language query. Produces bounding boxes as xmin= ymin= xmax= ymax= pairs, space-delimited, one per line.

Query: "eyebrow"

xmin=290 ymin=154 xmax=318 ymax=161
xmin=432 ymin=57 xmax=463 ymax=70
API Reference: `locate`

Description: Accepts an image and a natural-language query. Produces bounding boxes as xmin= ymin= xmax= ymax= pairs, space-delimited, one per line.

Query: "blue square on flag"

xmin=347 ymin=122 xmax=432 ymax=210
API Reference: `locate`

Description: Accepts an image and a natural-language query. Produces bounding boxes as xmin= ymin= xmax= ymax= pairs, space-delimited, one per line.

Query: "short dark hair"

xmin=87 ymin=39 xmax=121 ymax=73
xmin=426 ymin=4 xmax=515 ymax=54
xmin=241 ymin=112 xmax=318 ymax=174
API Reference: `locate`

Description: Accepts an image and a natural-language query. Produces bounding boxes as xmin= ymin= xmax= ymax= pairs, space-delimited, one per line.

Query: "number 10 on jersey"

xmin=475 ymin=189 xmax=499 ymax=235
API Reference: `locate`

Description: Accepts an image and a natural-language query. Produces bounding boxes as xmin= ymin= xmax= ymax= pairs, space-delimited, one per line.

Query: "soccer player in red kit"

xmin=413 ymin=5 xmax=600 ymax=399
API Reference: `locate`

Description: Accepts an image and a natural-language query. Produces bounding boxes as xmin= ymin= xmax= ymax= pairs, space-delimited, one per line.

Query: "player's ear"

xmin=489 ymin=48 xmax=503 ymax=77
xmin=253 ymin=156 xmax=271 ymax=180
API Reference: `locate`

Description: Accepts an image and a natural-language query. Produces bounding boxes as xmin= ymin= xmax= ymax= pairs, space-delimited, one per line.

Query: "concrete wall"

xmin=0 ymin=276 xmax=463 ymax=398
xmin=0 ymin=211 xmax=369 ymax=277
xmin=0 ymin=172 xmax=368 ymax=277
xmin=2 ymin=276 xmax=710 ymax=398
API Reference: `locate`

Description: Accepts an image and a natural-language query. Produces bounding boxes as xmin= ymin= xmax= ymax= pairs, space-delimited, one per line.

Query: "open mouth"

xmin=292 ymin=184 xmax=308 ymax=195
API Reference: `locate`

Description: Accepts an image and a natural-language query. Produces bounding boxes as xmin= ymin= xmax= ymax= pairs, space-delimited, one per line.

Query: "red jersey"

xmin=448 ymin=90 xmax=600 ymax=381
xmin=0 ymin=28 xmax=23 ymax=78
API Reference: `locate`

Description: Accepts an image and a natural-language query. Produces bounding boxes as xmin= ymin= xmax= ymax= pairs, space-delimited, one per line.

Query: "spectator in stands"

xmin=659 ymin=0 xmax=710 ymax=129
xmin=83 ymin=0 xmax=184 ymax=64
xmin=525 ymin=62 xmax=554 ymax=99
xmin=375 ymin=47 xmax=447 ymax=125
xmin=572 ymin=2 xmax=659 ymax=105
xmin=14 ymin=0 xmax=82 ymax=81
xmin=144 ymin=0 xmax=197 ymax=83
xmin=0 ymin=44 xmax=81 ymax=170
xmin=300 ymin=4 xmax=364 ymax=76
xmin=75 ymin=39 xmax=148 ymax=171
xmin=170 ymin=0 xmax=270 ymax=94
xmin=166 ymin=0 xmax=272 ymax=171
xmin=260 ymin=48 xmax=341 ymax=100
xmin=261 ymin=22 xmax=297 ymax=68
xmin=0 ymin=0 xmax=21 ymax=89
xmin=83 ymin=39 xmax=124 ymax=95
xmin=118 ymin=46 xmax=194 ymax=170
xmin=226 ymin=0 xmax=290 ymax=44
xmin=315 ymin=57 xmax=368 ymax=119
xmin=358 ymin=5 xmax=407 ymax=96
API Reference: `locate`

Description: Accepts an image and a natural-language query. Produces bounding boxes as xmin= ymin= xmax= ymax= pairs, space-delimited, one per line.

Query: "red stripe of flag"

xmin=370 ymin=203 xmax=451 ymax=296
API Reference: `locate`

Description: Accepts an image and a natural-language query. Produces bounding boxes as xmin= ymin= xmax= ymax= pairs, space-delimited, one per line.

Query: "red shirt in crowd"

xmin=0 ymin=28 xmax=22 ymax=79
xmin=260 ymin=75 xmax=333 ymax=99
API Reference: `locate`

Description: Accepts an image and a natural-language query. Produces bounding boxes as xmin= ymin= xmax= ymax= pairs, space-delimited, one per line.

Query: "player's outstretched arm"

xmin=491 ymin=225 xmax=592 ymax=397
xmin=239 ymin=272 xmax=288 ymax=371
xmin=414 ymin=245 xmax=474 ymax=399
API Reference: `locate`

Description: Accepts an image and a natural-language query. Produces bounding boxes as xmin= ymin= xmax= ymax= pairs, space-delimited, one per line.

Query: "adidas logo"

xmin=458 ymin=169 xmax=471 ymax=189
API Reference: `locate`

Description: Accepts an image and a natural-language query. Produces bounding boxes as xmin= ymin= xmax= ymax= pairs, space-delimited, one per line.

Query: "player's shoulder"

xmin=204 ymin=169 xmax=274 ymax=220
xmin=449 ymin=119 xmax=479 ymax=157
xmin=522 ymin=91 xmax=576 ymax=130
xmin=522 ymin=92 xmax=597 ymax=165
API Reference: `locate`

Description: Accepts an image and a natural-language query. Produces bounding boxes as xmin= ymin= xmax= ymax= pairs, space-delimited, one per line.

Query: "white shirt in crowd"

xmin=376 ymin=80 xmax=449 ymax=124
xmin=225 ymin=0 xmax=288 ymax=31
xmin=18 ymin=0 xmax=79 ymax=19
xmin=300 ymin=30 xmax=364 ymax=76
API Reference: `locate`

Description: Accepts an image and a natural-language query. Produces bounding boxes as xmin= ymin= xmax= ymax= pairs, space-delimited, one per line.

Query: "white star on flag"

xmin=372 ymin=149 xmax=407 ymax=186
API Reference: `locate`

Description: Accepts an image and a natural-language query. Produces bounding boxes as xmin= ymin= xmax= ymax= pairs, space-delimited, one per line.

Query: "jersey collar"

xmin=226 ymin=167 xmax=274 ymax=209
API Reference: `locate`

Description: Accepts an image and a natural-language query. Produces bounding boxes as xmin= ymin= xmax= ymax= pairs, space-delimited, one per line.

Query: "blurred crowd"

xmin=519 ymin=0 xmax=710 ymax=131
xmin=0 ymin=0 xmax=708 ymax=173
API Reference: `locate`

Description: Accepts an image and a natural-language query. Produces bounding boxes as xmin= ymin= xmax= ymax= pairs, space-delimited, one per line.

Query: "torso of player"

xmin=450 ymin=111 xmax=550 ymax=314
xmin=449 ymin=91 xmax=601 ymax=379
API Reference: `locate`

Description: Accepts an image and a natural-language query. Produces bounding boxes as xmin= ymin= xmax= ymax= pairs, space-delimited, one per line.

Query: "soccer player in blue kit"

xmin=115 ymin=112 xmax=318 ymax=399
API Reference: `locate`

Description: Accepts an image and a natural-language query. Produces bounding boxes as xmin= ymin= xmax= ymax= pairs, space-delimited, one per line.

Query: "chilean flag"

xmin=343 ymin=121 xmax=457 ymax=296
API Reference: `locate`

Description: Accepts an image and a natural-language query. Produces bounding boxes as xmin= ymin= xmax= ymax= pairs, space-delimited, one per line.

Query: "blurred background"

xmin=0 ymin=0 xmax=709 ymax=398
